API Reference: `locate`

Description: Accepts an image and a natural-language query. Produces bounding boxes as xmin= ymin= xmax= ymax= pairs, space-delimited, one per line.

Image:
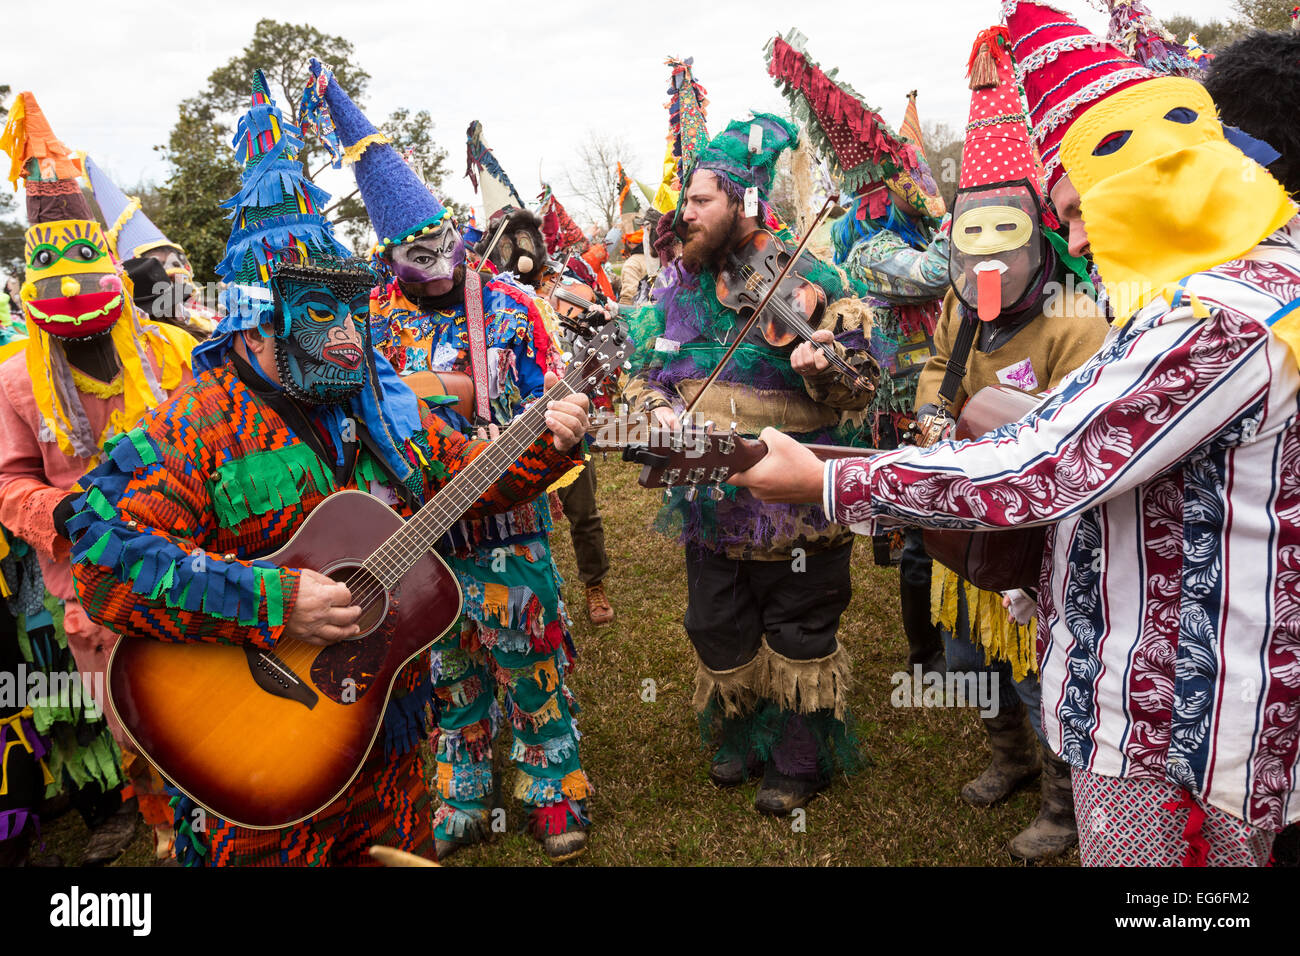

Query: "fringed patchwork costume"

xmin=624 ymin=232 xmax=874 ymax=783
xmin=373 ymin=276 xmax=591 ymax=841
xmin=67 ymin=363 xmax=582 ymax=864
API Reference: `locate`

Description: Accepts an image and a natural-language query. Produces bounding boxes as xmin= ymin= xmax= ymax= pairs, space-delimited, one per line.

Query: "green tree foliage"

xmin=1232 ymin=0 xmax=1296 ymax=31
xmin=0 ymin=83 xmax=24 ymax=279
xmin=1162 ymin=15 xmax=1245 ymax=51
xmin=154 ymin=19 xmax=459 ymax=278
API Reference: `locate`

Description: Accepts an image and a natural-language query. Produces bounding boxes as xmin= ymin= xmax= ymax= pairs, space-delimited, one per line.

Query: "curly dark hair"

xmin=1205 ymin=29 xmax=1300 ymax=196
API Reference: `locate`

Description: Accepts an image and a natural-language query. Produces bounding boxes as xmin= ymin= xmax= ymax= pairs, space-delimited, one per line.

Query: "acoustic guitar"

xmin=921 ymin=385 xmax=1047 ymax=592
xmin=107 ymin=321 xmax=630 ymax=830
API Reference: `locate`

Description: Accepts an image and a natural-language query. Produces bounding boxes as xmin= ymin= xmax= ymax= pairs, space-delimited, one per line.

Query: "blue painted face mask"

xmin=270 ymin=261 xmax=376 ymax=405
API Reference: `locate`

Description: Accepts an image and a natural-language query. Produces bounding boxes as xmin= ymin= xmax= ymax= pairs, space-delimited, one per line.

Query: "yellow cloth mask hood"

xmin=1061 ymin=78 xmax=1296 ymax=326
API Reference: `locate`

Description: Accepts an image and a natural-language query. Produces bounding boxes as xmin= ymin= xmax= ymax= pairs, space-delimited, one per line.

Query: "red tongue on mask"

xmin=976 ymin=266 xmax=1003 ymax=322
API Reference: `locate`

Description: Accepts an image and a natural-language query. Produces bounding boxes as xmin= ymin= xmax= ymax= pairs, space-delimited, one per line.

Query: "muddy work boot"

xmin=584 ymin=583 xmax=615 ymax=626
xmin=961 ymin=705 xmax=1041 ymax=807
xmin=709 ymin=750 xmax=764 ymax=788
xmin=1008 ymin=745 xmax=1078 ymax=863
xmin=81 ymin=795 xmax=139 ymax=867
xmin=754 ymin=713 xmax=829 ymax=815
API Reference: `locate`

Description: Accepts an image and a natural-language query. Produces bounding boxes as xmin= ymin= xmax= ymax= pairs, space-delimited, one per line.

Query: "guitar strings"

xmin=274 ymin=359 xmax=602 ymax=661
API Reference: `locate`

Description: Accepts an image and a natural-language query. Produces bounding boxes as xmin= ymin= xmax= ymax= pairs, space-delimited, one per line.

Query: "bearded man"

xmin=622 ymin=113 xmax=878 ymax=814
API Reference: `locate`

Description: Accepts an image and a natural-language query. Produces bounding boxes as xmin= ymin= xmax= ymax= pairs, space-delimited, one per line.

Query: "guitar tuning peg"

xmin=703 ymin=419 xmax=715 ymax=435
xmin=684 ymin=486 xmax=698 ymax=502
xmin=708 ymin=485 xmax=726 ymax=501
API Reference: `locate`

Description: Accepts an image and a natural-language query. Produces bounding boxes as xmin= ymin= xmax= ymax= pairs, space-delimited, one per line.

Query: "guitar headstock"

xmin=565 ymin=318 xmax=630 ymax=398
xmin=589 ymin=412 xmax=768 ymax=499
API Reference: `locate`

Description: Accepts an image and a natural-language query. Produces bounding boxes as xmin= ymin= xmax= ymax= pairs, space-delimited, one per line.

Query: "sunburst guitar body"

xmin=107 ymin=492 xmax=462 ymax=830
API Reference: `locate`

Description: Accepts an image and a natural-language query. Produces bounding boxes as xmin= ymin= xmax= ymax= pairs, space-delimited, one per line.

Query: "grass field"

xmin=48 ymin=456 xmax=1073 ymax=867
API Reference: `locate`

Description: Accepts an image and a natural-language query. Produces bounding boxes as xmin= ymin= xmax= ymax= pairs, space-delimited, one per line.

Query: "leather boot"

xmin=81 ymin=795 xmax=139 ymax=866
xmin=961 ymin=705 xmax=1040 ymax=807
xmin=585 ymin=583 xmax=614 ymax=626
xmin=754 ymin=713 xmax=829 ymax=815
xmin=1008 ymin=745 xmax=1078 ymax=862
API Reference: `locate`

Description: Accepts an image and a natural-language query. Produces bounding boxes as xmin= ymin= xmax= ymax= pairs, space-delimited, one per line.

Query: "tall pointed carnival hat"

xmin=0 ymin=91 xmax=190 ymax=459
xmin=199 ymin=71 xmax=427 ymax=489
xmin=948 ymin=25 xmax=1060 ymax=321
xmin=1004 ymin=0 xmax=1296 ymax=329
xmin=83 ymin=156 xmax=182 ymax=261
xmin=301 ymin=59 xmax=451 ymax=255
xmin=465 ymin=120 xmax=523 ymax=219
xmin=765 ymin=30 xmax=945 ymax=221
xmin=196 ymin=69 xmax=350 ymax=371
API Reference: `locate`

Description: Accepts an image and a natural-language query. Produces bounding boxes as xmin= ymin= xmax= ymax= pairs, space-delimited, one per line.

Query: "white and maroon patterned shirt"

xmin=825 ymin=222 xmax=1300 ymax=831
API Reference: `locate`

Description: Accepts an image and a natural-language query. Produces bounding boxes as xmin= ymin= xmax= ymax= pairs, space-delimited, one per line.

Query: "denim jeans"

xmin=941 ymin=584 xmax=1044 ymax=743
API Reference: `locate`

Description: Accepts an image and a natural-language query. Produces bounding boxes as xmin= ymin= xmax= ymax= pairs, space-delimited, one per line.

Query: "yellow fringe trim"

xmin=0 ymin=707 xmax=55 ymax=794
xmin=757 ymin=639 xmax=852 ymax=721
xmin=104 ymin=195 xmax=143 ymax=257
xmin=931 ymin=563 xmax=1037 ymax=681
xmin=68 ymin=365 xmax=123 ymax=399
xmin=692 ymin=649 xmax=766 ymax=718
xmin=343 ymin=132 xmax=392 ymax=166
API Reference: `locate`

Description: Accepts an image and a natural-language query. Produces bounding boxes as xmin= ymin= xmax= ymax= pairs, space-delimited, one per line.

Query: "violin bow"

xmin=683 ymin=195 xmax=837 ymax=417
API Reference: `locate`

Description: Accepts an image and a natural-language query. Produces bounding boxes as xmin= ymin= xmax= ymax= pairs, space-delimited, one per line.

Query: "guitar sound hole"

xmin=324 ymin=563 xmax=389 ymax=639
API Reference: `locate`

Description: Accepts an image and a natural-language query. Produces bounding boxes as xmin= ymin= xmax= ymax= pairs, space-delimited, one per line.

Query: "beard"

xmin=681 ymin=206 xmax=743 ymax=274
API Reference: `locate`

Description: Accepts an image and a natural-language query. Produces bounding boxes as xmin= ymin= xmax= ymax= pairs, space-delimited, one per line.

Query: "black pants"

xmin=684 ymin=542 xmax=853 ymax=671
xmin=899 ymin=528 xmax=943 ymax=670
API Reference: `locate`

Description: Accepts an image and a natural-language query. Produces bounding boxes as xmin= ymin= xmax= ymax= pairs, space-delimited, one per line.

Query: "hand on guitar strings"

xmin=727 ymin=427 xmax=830 ymax=505
xmin=541 ymin=371 xmax=592 ymax=452
xmin=284 ymin=568 xmax=362 ymax=645
xmin=789 ymin=328 xmax=835 ymax=378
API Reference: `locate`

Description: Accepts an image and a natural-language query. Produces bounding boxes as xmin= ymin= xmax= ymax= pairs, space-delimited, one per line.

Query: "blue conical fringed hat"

xmin=304 ymin=58 xmax=448 ymax=253
xmin=84 ymin=156 xmax=177 ymax=260
xmin=195 ymin=70 xmax=353 ymax=373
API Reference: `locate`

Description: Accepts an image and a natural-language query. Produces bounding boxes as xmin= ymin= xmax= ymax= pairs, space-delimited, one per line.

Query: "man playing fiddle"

xmin=622 ymin=113 xmax=878 ymax=814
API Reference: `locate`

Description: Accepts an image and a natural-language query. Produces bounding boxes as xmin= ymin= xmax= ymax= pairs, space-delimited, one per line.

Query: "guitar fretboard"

xmin=362 ymin=353 xmax=606 ymax=588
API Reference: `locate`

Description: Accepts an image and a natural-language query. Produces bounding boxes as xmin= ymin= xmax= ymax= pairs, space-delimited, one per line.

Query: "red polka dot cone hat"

xmin=949 ymin=26 xmax=1053 ymax=321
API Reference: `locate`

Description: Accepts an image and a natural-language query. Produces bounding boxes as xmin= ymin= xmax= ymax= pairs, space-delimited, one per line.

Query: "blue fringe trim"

xmin=69 ymin=434 xmax=284 ymax=637
xmin=382 ymin=671 xmax=433 ymax=761
xmin=166 ymin=785 xmax=209 ymax=868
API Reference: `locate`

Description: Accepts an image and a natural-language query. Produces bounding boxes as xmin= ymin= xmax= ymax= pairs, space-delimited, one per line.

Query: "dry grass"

xmin=50 ymin=456 xmax=1074 ymax=867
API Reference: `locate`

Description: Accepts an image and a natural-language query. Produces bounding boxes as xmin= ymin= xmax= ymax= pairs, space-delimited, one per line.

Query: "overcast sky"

xmin=5 ymin=0 xmax=1231 ymax=238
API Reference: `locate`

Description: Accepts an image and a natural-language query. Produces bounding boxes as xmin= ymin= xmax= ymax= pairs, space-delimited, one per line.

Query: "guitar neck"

xmin=363 ymin=373 xmax=583 ymax=588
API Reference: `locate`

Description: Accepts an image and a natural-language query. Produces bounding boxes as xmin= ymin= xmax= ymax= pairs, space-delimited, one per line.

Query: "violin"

xmin=715 ymin=228 xmax=874 ymax=393
xmin=538 ymin=270 xmax=609 ymax=337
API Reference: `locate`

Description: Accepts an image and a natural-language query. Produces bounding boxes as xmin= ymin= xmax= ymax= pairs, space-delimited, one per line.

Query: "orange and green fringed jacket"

xmin=64 ymin=359 xmax=581 ymax=748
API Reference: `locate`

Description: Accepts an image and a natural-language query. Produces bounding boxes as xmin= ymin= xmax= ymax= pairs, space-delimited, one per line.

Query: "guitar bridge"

xmin=243 ymin=645 xmax=318 ymax=710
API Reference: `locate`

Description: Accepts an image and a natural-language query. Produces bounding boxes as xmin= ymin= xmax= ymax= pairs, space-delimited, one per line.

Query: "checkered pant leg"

xmin=1072 ymin=767 xmax=1274 ymax=867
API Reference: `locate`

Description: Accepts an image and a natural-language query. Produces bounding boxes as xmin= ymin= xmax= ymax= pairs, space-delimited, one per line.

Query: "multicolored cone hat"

xmin=1098 ymin=0 xmax=1204 ymax=78
xmin=196 ymin=70 xmax=355 ymax=372
xmin=666 ymin=57 xmax=709 ymax=193
xmin=949 ymin=26 xmax=1051 ymax=321
xmin=203 ymin=70 xmax=427 ymax=489
xmin=1004 ymin=0 xmax=1296 ymax=330
xmin=302 ymin=59 xmax=450 ymax=254
xmin=765 ymin=29 xmax=944 ymax=220
xmin=0 ymin=91 xmax=191 ymax=458
xmin=84 ymin=156 xmax=180 ymax=260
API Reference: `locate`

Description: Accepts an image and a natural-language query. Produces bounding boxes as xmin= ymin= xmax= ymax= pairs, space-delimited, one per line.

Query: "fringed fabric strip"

xmin=930 ymin=564 xmax=1038 ymax=681
xmin=758 ymin=639 xmax=852 ymax=721
xmin=343 ymin=132 xmax=392 ymax=166
xmin=512 ymin=768 xmax=593 ymax=806
xmin=692 ymin=650 xmax=765 ymax=718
